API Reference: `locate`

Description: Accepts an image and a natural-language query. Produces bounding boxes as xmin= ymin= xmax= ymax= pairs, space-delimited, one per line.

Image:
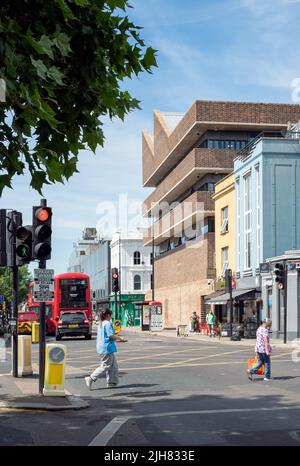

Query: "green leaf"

xmin=31 ymin=58 xmax=48 ymax=80
xmin=54 ymin=0 xmax=76 ymax=20
xmin=53 ymin=33 xmax=72 ymax=57
xmin=47 ymin=66 xmax=65 ymax=85
xmin=142 ymin=47 xmax=158 ymax=70
xmin=37 ymin=35 xmax=54 ymax=59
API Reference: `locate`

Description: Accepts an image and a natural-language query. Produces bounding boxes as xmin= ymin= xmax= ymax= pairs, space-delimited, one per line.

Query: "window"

xmin=221 ymin=206 xmax=229 ymax=233
xmin=133 ymin=251 xmax=141 ymax=265
xmin=256 ymin=166 xmax=261 ymax=267
xmin=244 ymin=173 xmax=252 ymax=269
xmin=134 ymin=274 xmax=141 ymax=290
xmin=221 ymin=247 xmax=229 ymax=275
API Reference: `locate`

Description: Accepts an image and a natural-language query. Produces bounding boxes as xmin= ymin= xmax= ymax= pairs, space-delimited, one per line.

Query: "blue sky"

xmin=1 ymin=0 xmax=300 ymax=274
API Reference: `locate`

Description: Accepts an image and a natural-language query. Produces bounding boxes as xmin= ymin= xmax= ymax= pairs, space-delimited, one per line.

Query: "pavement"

xmin=123 ymin=325 xmax=296 ymax=348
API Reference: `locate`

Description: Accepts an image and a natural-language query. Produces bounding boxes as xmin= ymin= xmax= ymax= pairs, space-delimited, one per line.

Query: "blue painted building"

xmin=234 ymin=134 xmax=300 ymax=337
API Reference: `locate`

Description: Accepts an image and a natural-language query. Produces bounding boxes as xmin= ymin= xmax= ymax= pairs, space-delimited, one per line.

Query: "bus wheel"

xmin=56 ymin=335 xmax=62 ymax=341
xmin=85 ymin=335 xmax=92 ymax=340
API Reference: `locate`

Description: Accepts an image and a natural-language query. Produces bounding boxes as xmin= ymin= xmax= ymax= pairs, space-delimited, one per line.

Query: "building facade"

xmin=68 ymin=228 xmax=111 ymax=309
xmin=109 ymin=231 xmax=152 ymax=326
xmin=142 ymin=100 xmax=300 ymax=329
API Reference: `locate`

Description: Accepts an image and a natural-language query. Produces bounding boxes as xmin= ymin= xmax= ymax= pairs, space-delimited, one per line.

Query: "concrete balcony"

xmin=143 ymin=148 xmax=235 ymax=217
xmin=143 ymin=191 xmax=215 ymax=246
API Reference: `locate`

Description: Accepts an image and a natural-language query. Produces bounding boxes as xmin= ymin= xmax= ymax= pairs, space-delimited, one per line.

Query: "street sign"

xmin=33 ymin=269 xmax=54 ymax=302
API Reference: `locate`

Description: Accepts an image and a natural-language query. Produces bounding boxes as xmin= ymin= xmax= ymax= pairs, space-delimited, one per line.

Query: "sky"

xmin=1 ymin=0 xmax=300 ymax=274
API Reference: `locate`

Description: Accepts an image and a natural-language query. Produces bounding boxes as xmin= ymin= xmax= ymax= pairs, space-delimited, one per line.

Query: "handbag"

xmin=247 ymin=356 xmax=265 ymax=375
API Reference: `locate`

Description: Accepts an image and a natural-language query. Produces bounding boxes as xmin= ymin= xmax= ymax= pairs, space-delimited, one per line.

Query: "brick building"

xmin=142 ymin=101 xmax=300 ymax=329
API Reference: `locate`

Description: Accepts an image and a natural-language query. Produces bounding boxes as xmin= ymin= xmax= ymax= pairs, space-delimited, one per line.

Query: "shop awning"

xmin=205 ymin=289 xmax=256 ymax=305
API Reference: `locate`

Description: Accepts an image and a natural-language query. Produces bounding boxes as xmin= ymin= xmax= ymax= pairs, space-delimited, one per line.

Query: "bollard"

xmin=43 ymin=343 xmax=67 ymax=396
xmin=113 ymin=319 xmax=122 ymax=335
xmin=18 ymin=335 xmax=33 ymax=376
xmin=31 ymin=322 xmax=40 ymax=344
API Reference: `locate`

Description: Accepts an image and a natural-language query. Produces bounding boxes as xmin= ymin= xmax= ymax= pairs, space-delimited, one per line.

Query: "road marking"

xmin=118 ymin=347 xmax=218 ymax=363
xmin=89 ymin=405 xmax=300 ymax=446
xmin=89 ymin=416 xmax=130 ymax=446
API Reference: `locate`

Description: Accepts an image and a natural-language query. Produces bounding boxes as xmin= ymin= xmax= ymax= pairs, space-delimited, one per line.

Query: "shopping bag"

xmin=247 ymin=357 xmax=265 ymax=376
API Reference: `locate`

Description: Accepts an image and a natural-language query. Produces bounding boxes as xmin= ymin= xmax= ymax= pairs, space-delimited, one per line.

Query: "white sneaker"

xmin=264 ymin=377 xmax=271 ymax=381
xmin=85 ymin=376 xmax=93 ymax=390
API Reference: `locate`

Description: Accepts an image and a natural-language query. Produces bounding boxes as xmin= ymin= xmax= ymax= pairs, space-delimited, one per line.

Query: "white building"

xmin=110 ymin=231 xmax=152 ymax=293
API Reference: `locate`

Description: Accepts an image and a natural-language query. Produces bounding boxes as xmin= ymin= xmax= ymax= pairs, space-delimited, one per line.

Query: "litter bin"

xmin=177 ymin=325 xmax=188 ymax=337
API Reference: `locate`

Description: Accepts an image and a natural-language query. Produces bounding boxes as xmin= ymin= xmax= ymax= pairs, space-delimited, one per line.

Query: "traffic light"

xmin=16 ymin=225 xmax=32 ymax=265
xmin=225 ymin=269 xmax=232 ymax=294
xmin=274 ymin=262 xmax=285 ymax=290
xmin=112 ymin=268 xmax=119 ymax=293
xmin=32 ymin=206 xmax=52 ymax=260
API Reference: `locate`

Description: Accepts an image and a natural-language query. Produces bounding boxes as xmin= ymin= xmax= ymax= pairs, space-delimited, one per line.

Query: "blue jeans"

xmin=251 ymin=353 xmax=271 ymax=379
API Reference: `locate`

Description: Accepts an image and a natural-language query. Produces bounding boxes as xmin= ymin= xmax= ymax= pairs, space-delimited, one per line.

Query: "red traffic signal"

xmin=35 ymin=207 xmax=52 ymax=222
xmin=113 ymin=272 xmax=118 ymax=279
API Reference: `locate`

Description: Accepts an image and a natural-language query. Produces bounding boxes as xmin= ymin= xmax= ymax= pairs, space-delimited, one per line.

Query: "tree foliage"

xmin=0 ymin=265 xmax=32 ymax=304
xmin=0 ymin=0 xmax=157 ymax=193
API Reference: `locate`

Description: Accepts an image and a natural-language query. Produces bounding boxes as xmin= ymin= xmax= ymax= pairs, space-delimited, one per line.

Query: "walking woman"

xmin=85 ymin=308 xmax=127 ymax=390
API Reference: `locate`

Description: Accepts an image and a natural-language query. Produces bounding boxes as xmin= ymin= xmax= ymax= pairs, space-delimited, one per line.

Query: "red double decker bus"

xmin=25 ymin=272 xmax=91 ymax=336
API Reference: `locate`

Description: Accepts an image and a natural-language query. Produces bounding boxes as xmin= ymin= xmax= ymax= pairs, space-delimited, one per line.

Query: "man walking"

xmin=190 ymin=312 xmax=199 ymax=333
xmin=247 ymin=318 xmax=272 ymax=381
xmin=84 ymin=308 xmax=127 ymax=390
xmin=206 ymin=309 xmax=215 ymax=337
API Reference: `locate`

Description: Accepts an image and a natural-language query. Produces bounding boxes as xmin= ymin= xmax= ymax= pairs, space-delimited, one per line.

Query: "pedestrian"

xmin=84 ymin=308 xmax=127 ymax=390
xmin=190 ymin=312 xmax=199 ymax=333
xmin=206 ymin=309 xmax=215 ymax=337
xmin=247 ymin=318 xmax=272 ymax=381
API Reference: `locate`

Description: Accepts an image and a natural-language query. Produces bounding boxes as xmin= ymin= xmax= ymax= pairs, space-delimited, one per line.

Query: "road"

xmin=1 ymin=329 xmax=300 ymax=446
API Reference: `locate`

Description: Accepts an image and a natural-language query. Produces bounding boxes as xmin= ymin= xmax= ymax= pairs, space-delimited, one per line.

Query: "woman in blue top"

xmin=85 ymin=308 xmax=127 ymax=390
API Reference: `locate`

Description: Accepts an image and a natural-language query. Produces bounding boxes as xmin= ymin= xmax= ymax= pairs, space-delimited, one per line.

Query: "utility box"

xmin=18 ymin=335 xmax=33 ymax=376
xmin=43 ymin=344 xmax=67 ymax=397
xmin=31 ymin=322 xmax=40 ymax=344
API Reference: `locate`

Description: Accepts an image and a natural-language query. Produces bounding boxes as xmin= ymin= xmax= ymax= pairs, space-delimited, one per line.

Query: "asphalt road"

xmin=1 ymin=329 xmax=300 ymax=446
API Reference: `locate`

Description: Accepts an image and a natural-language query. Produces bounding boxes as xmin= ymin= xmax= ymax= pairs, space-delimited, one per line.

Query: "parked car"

xmin=55 ymin=311 xmax=92 ymax=341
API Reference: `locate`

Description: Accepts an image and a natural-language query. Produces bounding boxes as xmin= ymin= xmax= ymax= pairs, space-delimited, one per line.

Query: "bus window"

xmin=59 ymin=279 xmax=88 ymax=309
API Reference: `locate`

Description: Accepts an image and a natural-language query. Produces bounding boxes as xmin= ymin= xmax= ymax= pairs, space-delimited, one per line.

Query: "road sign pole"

xmin=11 ymin=213 xmax=18 ymax=378
xmin=38 ymin=198 xmax=47 ymax=395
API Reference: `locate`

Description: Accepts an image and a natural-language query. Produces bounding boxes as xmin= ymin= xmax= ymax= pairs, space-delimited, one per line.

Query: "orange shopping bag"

xmin=247 ymin=357 xmax=265 ymax=376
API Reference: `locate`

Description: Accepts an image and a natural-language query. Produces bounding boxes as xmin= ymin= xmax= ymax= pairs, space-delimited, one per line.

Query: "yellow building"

xmin=212 ymin=173 xmax=235 ymax=279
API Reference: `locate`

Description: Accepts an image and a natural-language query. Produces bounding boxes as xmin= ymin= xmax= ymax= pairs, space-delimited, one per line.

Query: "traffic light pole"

xmin=38 ymin=198 xmax=47 ymax=395
xmin=11 ymin=213 xmax=18 ymax=378
xmin=283 ymin=260 xmax=287 ymax=344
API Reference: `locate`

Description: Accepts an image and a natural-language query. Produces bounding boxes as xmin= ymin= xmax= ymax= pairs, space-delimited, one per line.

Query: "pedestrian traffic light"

xmin=112 ymin=268 xmax=119 ymax=293
xmin=274 ymin=262 xmax=285 ymax=290
xmin=32 ymin=206 xmax=52 ymax=260
xmin=16 ymin=225 xmax=32 ymax=266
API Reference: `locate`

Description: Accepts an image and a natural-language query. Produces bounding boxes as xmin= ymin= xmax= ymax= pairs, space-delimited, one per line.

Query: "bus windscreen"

xmin=59 ymin=279 xmax=88 ymax=309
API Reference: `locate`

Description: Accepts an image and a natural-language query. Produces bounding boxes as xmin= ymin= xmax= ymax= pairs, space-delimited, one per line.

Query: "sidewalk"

xmin=0 ymin=373 xmax=89 ymax=411
xmin=122 ymin=326 xmax=295 ymax=349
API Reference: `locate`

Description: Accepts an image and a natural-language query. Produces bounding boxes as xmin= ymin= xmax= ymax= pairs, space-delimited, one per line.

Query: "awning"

xmin=205 ymin=289 xmax=256 ymax=305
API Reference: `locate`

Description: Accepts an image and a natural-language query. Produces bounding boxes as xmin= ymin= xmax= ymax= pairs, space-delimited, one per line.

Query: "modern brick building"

xmin=142 ymin=100 xmax=300 ymax=329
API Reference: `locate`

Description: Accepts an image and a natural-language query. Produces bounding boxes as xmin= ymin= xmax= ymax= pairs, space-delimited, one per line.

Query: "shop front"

xmin=205 ymin=288 xmax=261 ymax=338
xmin=109 ymin=293 xmax=145 ymax=327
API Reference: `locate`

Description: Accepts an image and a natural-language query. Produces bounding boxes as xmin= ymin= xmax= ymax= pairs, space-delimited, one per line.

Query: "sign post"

xmin=34 ymin=267 xmax=54 ymax=394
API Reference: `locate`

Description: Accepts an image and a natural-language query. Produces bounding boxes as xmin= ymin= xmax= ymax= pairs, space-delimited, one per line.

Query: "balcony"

xmin=143 ymin=148 xmax=235 ymax=217
xmin=144 ymin=191 xmax=215 ymax=246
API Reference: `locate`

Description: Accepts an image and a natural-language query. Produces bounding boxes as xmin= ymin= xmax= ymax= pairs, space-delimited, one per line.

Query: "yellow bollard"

xmin=43 ymin=344 xmax=67 ymax=396
xmin=113 ymin=319 xmax=122 ymax=335
xmin=31 ymin=322 xmax=40 ymax=344
xmin=18 ymin=335 xmax=33 ymax=376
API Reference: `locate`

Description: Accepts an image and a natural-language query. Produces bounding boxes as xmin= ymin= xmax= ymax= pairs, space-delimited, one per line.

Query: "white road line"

xmin=88 ymin=405 xmax=300 ymax=446
xmin=89 ymin=416 xmax=130 ymax=446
